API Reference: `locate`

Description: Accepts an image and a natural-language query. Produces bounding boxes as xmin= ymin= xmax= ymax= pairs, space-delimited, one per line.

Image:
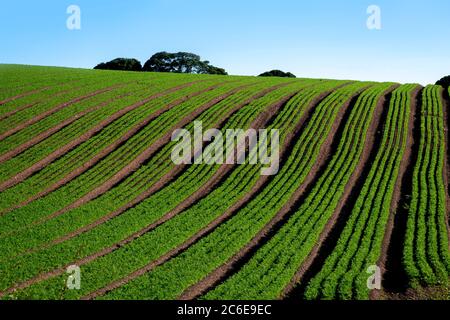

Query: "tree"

xmin=258 ymin=70 xmax=296 ymax=78
xmin=436 ymin=75 xmax=450 ymax=89
xmin=143 ymin=52 xmax=227 ymax=75
xmin=94 ymin=58 xmax=142 ymax=71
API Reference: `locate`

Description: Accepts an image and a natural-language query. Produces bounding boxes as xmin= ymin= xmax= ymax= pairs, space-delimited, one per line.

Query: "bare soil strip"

xmin=7 ymin=82 xmax=279 ymax=248
xmin=0 ymin=81 xmax=200 ymax=194
xmin=0 ymin=83 xmax=224 ymax=232
xmin=0 ymin=84 xmax=85 ymax=121
xmin=178 ymin=86 xmax=369 ymax=300
xmin=34 ymin=84 xmax=287 ymax=248
xmin=32 ymin=86 xmax=251 ymax=217
xmin=81 ymin=86 xmax=307 ymax=300
xmin=0 ymin=83 xmax=284 ymax=298
xmin=0 ymin=86 xmax=52 ymax=106
xmin=0 ymin=83 xmax=218 ymax=164
xmin=371 ymin=86 xmax=422 ymax=299
xmin=442 ymin=88 xmax=450 ymax=227
xmin=0 ymin=84 xmax=126 ymax=141
xmin=279 ymin=86 xmax=398 ymax=299
xmin=0 ymin=103 xmax=37 ymax=121
xmin=0 ymin=93 xmax=132 ymax=163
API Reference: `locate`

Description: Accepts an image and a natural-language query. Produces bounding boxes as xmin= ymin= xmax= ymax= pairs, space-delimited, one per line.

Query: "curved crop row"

xmin=0 ymin=80 xmax=257 ymax=234
xmin=0 ymin=78 xmax=131 ymax=136
xmin=403 ymin=85 xmax=450 ymax=288
xmin=0 ymin=79 xmax=311 ymax=297
xmin=0 ymin=79 xmax=222 ymax=189
xmin=0 ymin=81 xmax=305 ymax=260
xmin=205 ymin=82 xmax=395 ymax=300
xmin=92 ymin=82 xmax=369 ymax=300
xmin=0 ymin=66 xmax=119 ymax=108
xmin=0 ymin=76 xmax=183 ymax=156
xmin=302 ymin=84 xmax=419 ymax=299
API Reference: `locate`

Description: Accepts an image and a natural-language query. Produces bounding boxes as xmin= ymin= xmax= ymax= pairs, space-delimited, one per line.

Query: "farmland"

xmin=0 ymin=64 xmax=448 ymax=300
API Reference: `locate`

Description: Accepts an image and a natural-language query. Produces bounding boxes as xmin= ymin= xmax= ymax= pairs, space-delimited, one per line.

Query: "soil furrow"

xmin=373 ymin=86 xmax=422 ymax=299
xmin=0 ymin=83 xmax=225 ymax=232
xmin=0 ymin=81 xmax=200 ymax=194
xmin=377 ymin=87 xmax=421 ymax=294
xmin=283 ymin=85 xmax=401 ymax=298
xmin=0 ymin=84 xmax=125 ymax=141
xmin=81 ymin=86 xmax=308 ymax=300
xmin=0 ymin=86 xmax=52 ymax=106
xmin=9 ymin=86 xmax=278 ymax=245
xmin=441 ymin=88 xmax=450 ymax=226
xmin=177 ymin=86 xmax=368 ymax=300
xmin=0 ymin=93 xmax=132 ymax=163
xmin=0 ymin=103 xmax=37 ymax=121
xmin=0 ymin=83 xmax=286 ymax=297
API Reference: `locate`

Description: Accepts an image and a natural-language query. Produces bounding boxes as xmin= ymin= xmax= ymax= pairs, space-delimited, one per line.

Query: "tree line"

xmin=94 ymin=51 xmax=296 ymax=78
xmin=94 ymin=52 xmax=227 ymax=75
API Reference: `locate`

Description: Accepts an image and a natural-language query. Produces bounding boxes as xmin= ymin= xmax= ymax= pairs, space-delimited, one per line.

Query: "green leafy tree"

xmin=258 ymin=70 xmax=296 ymax=78
xmin=94 ymin=58 xmax=142 ymax=71
xmin=143 ymin=52 xmax=227 ymax=75
xmin=436 ymin=75 xmax=450 ymax=89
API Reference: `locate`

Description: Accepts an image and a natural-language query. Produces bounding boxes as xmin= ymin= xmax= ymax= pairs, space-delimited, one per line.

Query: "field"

xmin=0 ymin=64 xmax=448 ymax=300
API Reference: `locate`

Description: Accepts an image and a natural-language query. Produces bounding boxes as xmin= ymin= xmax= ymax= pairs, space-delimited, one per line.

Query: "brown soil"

xmin=379 ymin=284 xmax=449 ymax=300
xmin=441 ymin=88 xmax=450 ymax=239
xmin=371 ymin=86 xmax=422 ymax=299
xmin=180 ymin=86 xmax=369 ymax=300
xmin=0 ymin=84 xmax=125 ymax=142
xmin=0 ymin=85 xmax=89 ymax=123
xmin=0 ymin=103 xmax=38 ymax=122
xmin=282 ymin=85 xmax=399 ymax=299
xmin=1 ymin=83 xmax=224 ymax=233
xmin=0 ymin=82 xmax=285 ymax=298
xmin=81 ymin=85 xmax=298 ymax=300
xmin=0 ymin=81 xmax=200 ymax=194
xmin=7 ymin=83 xmax=284 ymax=251
xmin=0 ymin=93 xmax=132 ymax=163
xmin=0 ymin=86 xmax=52 ymax=106
xmin=16 ymin=86 xmax=247 ymax=224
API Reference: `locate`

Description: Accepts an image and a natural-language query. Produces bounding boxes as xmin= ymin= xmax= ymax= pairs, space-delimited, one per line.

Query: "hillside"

xmin=0 ymin=64 xmax=448 ymax=300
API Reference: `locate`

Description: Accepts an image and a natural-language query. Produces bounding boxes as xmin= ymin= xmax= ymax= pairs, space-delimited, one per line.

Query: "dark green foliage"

xmin=142 ymin=52 xmax=227 ymax=75
xmin=258 ymin=70 xmax=296 ymax=78
xmin=436 ymin=75 xmax=450 ymax=89
xmin=94 ymin=58 xmax=142 ymax=71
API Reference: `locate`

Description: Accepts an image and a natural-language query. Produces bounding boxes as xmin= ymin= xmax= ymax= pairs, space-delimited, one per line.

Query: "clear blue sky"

xmin=1 ymin=0 xmax=449 ymax=85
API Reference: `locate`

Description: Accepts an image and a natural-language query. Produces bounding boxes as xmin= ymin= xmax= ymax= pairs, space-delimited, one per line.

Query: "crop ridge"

xmin=375 ymin=86 xmax=422 ymax=297
xmin=283 ymin=85 xmax=399 ymax=298
xmin=0 ymin=80 xmax=202 ymax=195
xmin=0 ymin=82 xmax=290 ymax=298
xmin=176 ymin=85 xmax=368 ymax=299
xmin=7 ymin=82 xmax=285 ymax=259
xmin=19 ymin=85 xmax=251 ymax=224
xmin=79 ymin=86 xmax=304 ymax=300
xmin=0 ymin=86 xmax=52 ymax=106
xmin=0 ymin=84 xmax=124 ymax=141
xmin=0 ymin=93 xmax=133 ymax=163
xmin=0 ymin=103 xmax=38 ymax=121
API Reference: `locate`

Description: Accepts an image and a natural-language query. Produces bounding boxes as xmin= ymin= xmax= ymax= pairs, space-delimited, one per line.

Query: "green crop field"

xmin=0 ymin=64 xmax=448 ymax=300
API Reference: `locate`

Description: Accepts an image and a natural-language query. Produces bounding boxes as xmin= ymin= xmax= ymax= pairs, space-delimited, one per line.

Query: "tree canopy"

xmin=94 ymin=58 xmax=142 ymax=71
xmin=436 ymin=75 xmax=450 ymax=89
xmin=258 ymin=70 xmax=296 ymax=78
xmin=142 ymin=52 xmax=227 ymax=75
